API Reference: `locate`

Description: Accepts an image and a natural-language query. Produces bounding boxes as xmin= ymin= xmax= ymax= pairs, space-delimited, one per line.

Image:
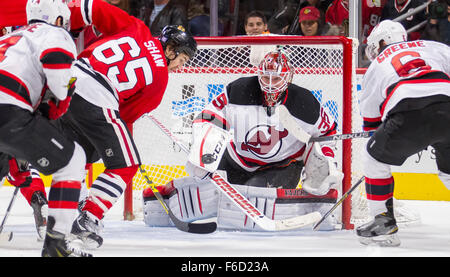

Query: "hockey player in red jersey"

xmin=356 ymin=20 xmax=450 ymax=246
xmin=0 ymin=0 xmax=91 ymax=257
xmin=142 ymin=51 xmax=344 ymax=231
xmin=51 ymin=0 xmax=197 ymax=248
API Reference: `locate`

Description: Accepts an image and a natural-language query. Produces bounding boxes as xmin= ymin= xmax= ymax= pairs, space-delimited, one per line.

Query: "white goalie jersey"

xmin=0 ymin=23 xmax=76 ymax=112
xmin=360 ymin=40 xmax=450 ymax=130
xmin=191 ymin=76 xmax=338 ymax=173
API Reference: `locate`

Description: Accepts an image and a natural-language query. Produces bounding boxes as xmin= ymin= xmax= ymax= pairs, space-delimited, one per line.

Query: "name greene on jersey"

xmin=143 ymin=40 xmax=165 ymax=67
xmin=376 ymin=41 xmax=425 ymax=63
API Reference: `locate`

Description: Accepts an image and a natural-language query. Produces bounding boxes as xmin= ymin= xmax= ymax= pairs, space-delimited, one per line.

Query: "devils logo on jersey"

xmin=241 ymin=125 xmax=288 ymax=159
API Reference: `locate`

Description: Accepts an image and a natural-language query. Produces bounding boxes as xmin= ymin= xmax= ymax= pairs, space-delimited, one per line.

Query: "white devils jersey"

xmin=0 ymin=23 xmax=76 ymax=112
xmin=360 ymin=40 xmax=450 ymax=130
xmin=193 ymin=76 xmax=337 ymax=172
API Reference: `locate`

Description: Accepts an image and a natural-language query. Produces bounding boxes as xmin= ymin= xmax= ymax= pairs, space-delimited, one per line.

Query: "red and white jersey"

xmin=69 ymin=0 xmax=169 ymax=125
xmin=0 ymin=23 xmax=76 ymax=112
xmin=360 ymin=40 xmax=450 ymax=131
xmin=193 ymin=76 xmax=337 ymax=172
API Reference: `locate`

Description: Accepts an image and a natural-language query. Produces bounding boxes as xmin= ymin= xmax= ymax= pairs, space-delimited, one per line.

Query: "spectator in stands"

xmin=381 ymin=0 xmax=428 ymax=40
xmin=421 ymin=0 xmax=450 ymax=45
xmin=187 ymin=0 xmax=223 ymax=36
xmin=1 ymin=27 xmax=7 ymax=36
xmin=298 ymin=6 xmax=329 ymax=36
xmin=133 ymin=0 xmax=188 ymax=36
xmin=301 ymin=0 xmax=334 ymax=14
xmin=325 ymin=0 xmax=385 ymax=39
xmin=244 ymin=10 xmax=270 ymax=35
xmin=267 ymin=0 xmax=333 ymax=34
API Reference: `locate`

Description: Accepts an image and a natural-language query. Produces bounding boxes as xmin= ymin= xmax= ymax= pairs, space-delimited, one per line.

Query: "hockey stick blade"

xmin=139 ymin=166 xmax=217 ymax=234
xmin=313 ymin=176 xmax=365 ymax=231
xmin=0 ymin=232 xmax=13 ymax=242
xmin=276 ymin=105 xmax=374 ymax=143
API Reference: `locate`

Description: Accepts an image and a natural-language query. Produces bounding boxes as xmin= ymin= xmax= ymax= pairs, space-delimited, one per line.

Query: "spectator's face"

xmin=245 ymin=16 xmax=267 ymax=35
xmin=1 ymin=28 xmax=6 ymax=36
xmin=300 ymin=20 xmax=319 ymax=36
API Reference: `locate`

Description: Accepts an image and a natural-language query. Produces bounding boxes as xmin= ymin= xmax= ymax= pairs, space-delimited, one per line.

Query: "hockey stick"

xmin=312 ymin=176 xmax=365 ymax=231
xmin=0 ymin=186 xmax=19 ymax=242
xmin=138 ymin=165 xmax=217 ymax=234
xmin=276 ymin=105 xmax=374 ymax=143
xmin=145 ymin=113 xmax=322 ymax=231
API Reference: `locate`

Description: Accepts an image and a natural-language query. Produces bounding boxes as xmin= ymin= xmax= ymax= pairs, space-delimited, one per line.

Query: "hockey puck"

xmin=201 ymin=154 xmax=217 ymax=164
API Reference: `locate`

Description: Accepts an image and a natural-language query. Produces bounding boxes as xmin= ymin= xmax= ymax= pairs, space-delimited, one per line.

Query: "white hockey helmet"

xmin=26 ymin=0 xmax=71 ymax=30
xmin=365 ymin=19 xmax=407 ymax=61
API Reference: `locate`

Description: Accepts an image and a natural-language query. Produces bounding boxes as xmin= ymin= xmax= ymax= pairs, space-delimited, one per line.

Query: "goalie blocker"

xmin=142 ymin=176 xmax=340 ymax=231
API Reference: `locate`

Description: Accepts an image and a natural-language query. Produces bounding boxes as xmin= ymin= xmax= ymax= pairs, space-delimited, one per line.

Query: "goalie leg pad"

xmin=301 ymin=143 xmax=343 ymax=196
xmin=217 ymin=185 xmax=340 ymax=231
xmin=143 ymin=177 xmax=219 ymax=227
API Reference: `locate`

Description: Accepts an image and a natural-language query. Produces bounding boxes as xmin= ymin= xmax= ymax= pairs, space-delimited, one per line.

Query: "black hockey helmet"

xmin=159 ymin=25 xmax=197 ymax=60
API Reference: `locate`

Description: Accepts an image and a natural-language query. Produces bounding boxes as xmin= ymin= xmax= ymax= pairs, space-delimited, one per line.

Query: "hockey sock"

xmin=83 ymin=166 xmax=138 ymax=219
xmin=365 ymin=176 xmax=395 ymax=216
xmin=48 ymin=180 xmax=81 ymax=234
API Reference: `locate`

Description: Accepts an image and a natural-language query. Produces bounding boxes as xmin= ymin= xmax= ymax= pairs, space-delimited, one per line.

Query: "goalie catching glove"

xmin=301 ymin=142 xmax=344 ymax=196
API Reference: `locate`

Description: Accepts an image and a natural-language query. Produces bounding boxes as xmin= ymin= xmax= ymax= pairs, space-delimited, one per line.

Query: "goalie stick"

xmin=312 ymin=176 xmax=365 ymax=231
xmin=139 ymin=166 xmax=217 ymax=234
xmin=276 ymin=105 xmax=374 ymax=143
xmin=145 ymin=113 xmax=322 ymax=231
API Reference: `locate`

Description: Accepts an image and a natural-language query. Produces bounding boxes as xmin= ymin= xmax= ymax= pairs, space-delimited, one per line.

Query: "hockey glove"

xmin=47 ymin=77 xmax=77 ymax=120
xmin=7 ymin=158 xmax=32 ymax=188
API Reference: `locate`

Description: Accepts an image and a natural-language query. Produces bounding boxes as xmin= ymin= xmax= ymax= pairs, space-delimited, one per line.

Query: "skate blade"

xmin=358 ymin=234 xmax=401 ymax=247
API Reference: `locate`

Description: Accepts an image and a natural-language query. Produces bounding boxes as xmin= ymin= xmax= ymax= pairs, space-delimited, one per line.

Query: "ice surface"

xmin=0 ymin=186 xmax=449 ymax=258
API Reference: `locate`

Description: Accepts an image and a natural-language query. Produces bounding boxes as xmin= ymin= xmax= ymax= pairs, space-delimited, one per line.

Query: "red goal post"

xmin=127 ymin=35 xmax=362 ymax=230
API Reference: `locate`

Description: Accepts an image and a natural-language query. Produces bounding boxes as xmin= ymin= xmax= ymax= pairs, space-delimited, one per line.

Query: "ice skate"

xmin=42 ymin=216 xmax=92 ymax=257
xmin=356 ymin=212 xmax=400 ymax=247
xmin=71 ymin=211 xmax=104 ymax=249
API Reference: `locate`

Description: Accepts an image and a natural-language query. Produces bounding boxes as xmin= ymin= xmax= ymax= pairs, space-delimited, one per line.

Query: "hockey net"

xmin=127 ymin=36 xmax=418 ymax=229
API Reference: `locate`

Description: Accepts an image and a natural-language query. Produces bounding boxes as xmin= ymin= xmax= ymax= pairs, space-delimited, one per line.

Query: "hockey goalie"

xmin=142 ymin=51 xmax=345 ymax=231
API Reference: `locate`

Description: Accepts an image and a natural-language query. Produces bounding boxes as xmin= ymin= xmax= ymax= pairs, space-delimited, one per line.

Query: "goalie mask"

xmin=26 ymin=0 xmax=71 ymax=30
xmin=257 ymin=51 xmax=294 ymax=107
xmin=159 ymin=25 xmax=197 ymax=64
xmin=365 ymin=19 xmax=407 ymax=61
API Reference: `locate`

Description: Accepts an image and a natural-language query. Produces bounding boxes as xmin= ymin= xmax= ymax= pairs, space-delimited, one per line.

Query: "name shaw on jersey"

xmin=143 ymin=40 xmax=165 ymax=67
